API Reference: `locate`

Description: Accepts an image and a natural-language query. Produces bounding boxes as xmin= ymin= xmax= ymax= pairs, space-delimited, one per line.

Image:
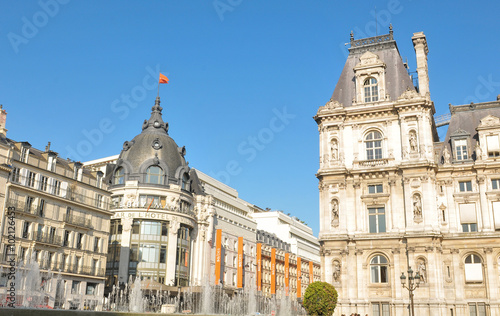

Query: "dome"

xmin=110 ymin=97 xmax=190 ymax=188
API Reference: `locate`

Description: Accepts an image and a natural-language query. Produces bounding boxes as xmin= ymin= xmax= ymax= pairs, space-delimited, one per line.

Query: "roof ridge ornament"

xmin=142 ymin=97 xmax=169 ymax=134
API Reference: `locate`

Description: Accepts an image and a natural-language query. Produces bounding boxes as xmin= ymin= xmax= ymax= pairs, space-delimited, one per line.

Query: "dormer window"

xmin=454 ymin=139 xmax=468 ymax=160
xmin=21 ymin=146 xmax=29 ymax=163
xmin=145 ymin=166 xmax=164 ymax=185
xmin=364 ymin=78 xmax=379 ymax=102
xmin=114 ymin=167 xmax=125 ymax=185
xmin=47 ymin=156 xmax=56 ymax=172
xmin=486 ymin=135 xmax=500 ymax=157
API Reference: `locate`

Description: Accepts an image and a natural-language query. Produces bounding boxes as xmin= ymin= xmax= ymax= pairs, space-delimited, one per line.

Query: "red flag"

xmin=159 ymin=73 xmax=169 ymax=84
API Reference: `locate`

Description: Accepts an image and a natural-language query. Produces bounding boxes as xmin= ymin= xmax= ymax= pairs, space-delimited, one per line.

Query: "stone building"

xmin=315 ymin=28 xmax=500 ymax=316
xmin=0 ymin=107 xmax=112 ymax=310
xmin=85 ymin=96 xmax=321 ymax=300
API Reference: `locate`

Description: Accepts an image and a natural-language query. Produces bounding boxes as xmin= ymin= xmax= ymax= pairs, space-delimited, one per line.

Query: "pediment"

xmin=478 ymin=115 xmax=500 ymax=129
xmin=354 ymin=51 xmax=385 ymax=69
xmin=450 ymin=128 xmax=470 ymax=138
xmin=398 ymin=87 xmax=420 ymax=101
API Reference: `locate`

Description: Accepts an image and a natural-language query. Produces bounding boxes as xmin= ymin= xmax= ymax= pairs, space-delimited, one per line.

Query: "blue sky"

xmin=2 ymin=1 xmax=500 ymax=236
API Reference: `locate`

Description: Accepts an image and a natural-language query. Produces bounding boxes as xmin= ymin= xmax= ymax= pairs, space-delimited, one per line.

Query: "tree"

xmin=303 ymin=281 xmax=338 ymax=316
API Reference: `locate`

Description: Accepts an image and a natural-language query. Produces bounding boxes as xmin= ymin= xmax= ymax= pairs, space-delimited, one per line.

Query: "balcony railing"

xmin=356 ymin=158 xmax=389 ymax=167
xmin=35 ymin=233 xmax=62 ymax=246
xmin=6 ymin=199 xmax=39 ymax=217
xmin=11 ymin=174 xmax=109 ymax=210
xmin=64 ymin=214 xmax=93 ymax=229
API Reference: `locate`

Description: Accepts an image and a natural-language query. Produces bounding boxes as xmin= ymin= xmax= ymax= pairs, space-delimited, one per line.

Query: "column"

xmin=118 ymin=217 xmax=132 ymax=285
xmin=166 ymin=220 xmax=180 ymax=285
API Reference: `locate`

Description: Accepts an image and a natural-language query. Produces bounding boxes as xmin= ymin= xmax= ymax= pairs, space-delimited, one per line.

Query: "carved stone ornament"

xmin=318 ymin=98 xmax=343 ymax=113
xmin=477 ymin=115 xmax=500 ymax=128
xmin=332 ymin=260 xmax=341 ymax=282
xmin=153 ymin=153 xmax=160 ymax=166
xmin=443 ymin=147 xmax=451 ymax=164
xmin=122 ymin=217 xmax=133 ymax=232
xmin=178 ymin=146 xmax=186 ymax=157
xmin=398 ymin=87 xmax=420 ymax=101
xmin=123 ymin=140 xmax=134 ymax=151
xmin=413 ymin=193 xmax=423 ymax=219
xmin=330 ymin=139 xmax=338 ymax=161
xmin=126 ymin=193 xmax=136 ymax=205
xmin=151 ymin=138 xmax=162 ymax=150
xmin=416 ymin=258 xmax=427 ymax=283
xmin=331 ymin=199 xmax=339 ymax=226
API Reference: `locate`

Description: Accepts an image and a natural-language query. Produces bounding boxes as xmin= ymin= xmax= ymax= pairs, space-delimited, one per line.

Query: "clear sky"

xmin=2 ymin=1 xmax=500 ymax=236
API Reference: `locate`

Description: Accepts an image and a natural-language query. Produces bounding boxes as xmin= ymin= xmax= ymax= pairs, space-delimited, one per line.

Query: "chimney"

xmin=412 ymin=32 xmax=430 ymax=98
xmin=45 ymin=142 xmax=51 ymax=152
xmin=0 ymin=105 xmax=7 ymax=136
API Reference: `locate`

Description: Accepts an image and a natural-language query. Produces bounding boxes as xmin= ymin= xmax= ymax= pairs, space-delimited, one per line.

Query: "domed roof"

xmin=110 ymin=97 xmax=190 ymax=187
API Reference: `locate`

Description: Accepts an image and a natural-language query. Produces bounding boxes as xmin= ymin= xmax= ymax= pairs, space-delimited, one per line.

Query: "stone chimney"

xmin=412 ymin=32 xmax=430 ymax=98
xmin=0 ymin=105 xmax=7 ymax=136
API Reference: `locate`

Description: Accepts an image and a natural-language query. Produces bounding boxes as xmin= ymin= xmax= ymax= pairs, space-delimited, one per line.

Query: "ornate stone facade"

xmin=316 ymin=30 xmax=500 ymax=316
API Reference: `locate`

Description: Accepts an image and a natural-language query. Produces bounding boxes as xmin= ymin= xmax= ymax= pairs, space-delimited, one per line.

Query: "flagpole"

xmin=157 ymin=74 xmax=160 ymax=98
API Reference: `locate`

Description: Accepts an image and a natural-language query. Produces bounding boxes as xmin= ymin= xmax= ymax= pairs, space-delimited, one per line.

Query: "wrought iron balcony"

xmin=64 ymin=214 xmax=93 ymax=229
xmin=35 ymin=233 xmax=62 ymax=246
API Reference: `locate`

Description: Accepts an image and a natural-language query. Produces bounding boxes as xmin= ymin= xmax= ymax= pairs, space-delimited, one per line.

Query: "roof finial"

xmin=389 ymin=24 xmax=393 ymax=39
xmin=350 ymin=31 xmax=354 ymax=43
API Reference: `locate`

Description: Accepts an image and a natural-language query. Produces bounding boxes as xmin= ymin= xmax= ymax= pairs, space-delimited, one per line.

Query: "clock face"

xmin=154 ymin=121 xmax=161 ymax=128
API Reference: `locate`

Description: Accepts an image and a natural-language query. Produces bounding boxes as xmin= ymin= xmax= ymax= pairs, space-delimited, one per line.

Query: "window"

xmin=372 ymin=302 xmax=390 ymax=316
xmin=464 ymin=254 xmax=483 ymax=283
xmin=22 ymin=222 xmax=30 ymax=239
xmin=368 ymin=184 xmax=383 ymax=194
xmin=11 ymin=167 xmax=20 ymax=183
xmin=493 ymin=202 xmax=500 ymax=230
xmin=27 ymin=171 xmax=36 ymax=187
xmin=94 ymin=237 xmax=100 ymax=252
xmin=21 ymin=147 xmax=29 ymax=163
xmin=364 ymin=78 xmax=379 ymax=102
xmin=468 ymin=302 xmax=487 ymax=316
xmin=39 ymin=176 xmax=48 ymax=191
xmin=71 ymin=281 xmax=80 ymax=294
xmin=369 ymin=207 xmax=386 ymax=233
xmin=492 ymin=179 xmax=500 ymax=190
xmin=38 ymin=199 xmax=45 ymax=217
xmin=460 ymin=203 xmax=477 ymax=232
xmin=63 ymin=230 xmax=70 ymax=247
xmin=114 ymin=167 xmax=125 ymax=185
xmin=53 ymin=180 xmax=61 ymax=195
xmin=48 ymin=156 xmax=56 ymax=172
xmin=145 ymin=166 xmax=164 ymax=185
xmin=459 ymin=181 xmax=473 ymax=192
xmin=455 ymin=139 xmax=468 ymax=160
xmin=370 ymin=255 xmax=388 ymax=283
xmin=160 ymin=245 xmax=167 ymax=263
xmin=86 ymin=282 xmax=98 ymax=295
xmin=76 ymin=233 xmax=83 ymax=249
xmin=26 ymin=196 xmax=35 ymax=212
xmin=365 ymin=131 xmax=383 ymax=160
xmin=182 ymin=173 xmax=189 ymax=190
xmin=95 ymin=194 xmax=104 ymax=208
xmin=487 ymin=135 xmax=500 ymax=158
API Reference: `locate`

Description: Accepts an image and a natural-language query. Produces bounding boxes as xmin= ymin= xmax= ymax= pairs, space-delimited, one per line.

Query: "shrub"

xmin=302 ymin=281 xmax=338 ymax=316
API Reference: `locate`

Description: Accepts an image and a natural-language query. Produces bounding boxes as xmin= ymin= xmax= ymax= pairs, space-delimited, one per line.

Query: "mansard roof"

xmin=440 ymin=100 xmax=500 ymax=163
xmin=330 ymin=31 xmax=415 ymax=107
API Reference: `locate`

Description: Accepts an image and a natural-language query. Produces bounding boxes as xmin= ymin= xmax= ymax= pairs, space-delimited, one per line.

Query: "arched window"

xmin=370 ymin=255 xmax=388 ymax=283
xmin=365 ymin=131 xmax=383 ymax=160
xmin=114 ymin=167 xmax=125 ymax=185
xmin=364 ymin=77 xmax=379 ymax=102
xmin=181 ymin=173 xmax=189 ymax=190
xmin=145 ymin=166 xmax=164 ymax=184
xmin=464 ymin=254 xmax=483 ymax=282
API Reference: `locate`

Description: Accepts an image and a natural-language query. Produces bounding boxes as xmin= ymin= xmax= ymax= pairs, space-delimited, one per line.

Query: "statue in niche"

xmin=413 ymin=194 xmax=422 ymax=217
xmin=331 ymin=200 xmax=339 ymax=224
xmin=476 ymin=143 xmax=482 ymax=160
xmin=417 ymin=259 xmax=427 ymax=283
xmin=330 ymin=139 xmax=338 ymax=161
xmin=443 ymin=147 xmax=451 ymax=164
xmin=332 ymin=260 xmax=341 ymax=282
xmin=409 ymin=131 xmax=418 ymax=152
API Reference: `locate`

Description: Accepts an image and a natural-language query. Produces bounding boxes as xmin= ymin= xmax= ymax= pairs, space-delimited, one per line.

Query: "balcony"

xmin=10 ymin=174 xmax=109 ymax=211
xmin=6 ymin=199 xmax=39 ymax=217
xmin=64 ymin=214 xmax=93 ymax=229
xmin=35 ymin=233 xmax=62 ymax=247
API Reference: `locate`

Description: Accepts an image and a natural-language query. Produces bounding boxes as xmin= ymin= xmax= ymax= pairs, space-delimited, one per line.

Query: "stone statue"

xmin=417 ymin=259 xmax=427 ymax=283
xmin=413 ymin=194 xmax=422 ymax=217
xmin=409 ymin=131 xmax=418 ymax=152
xmin=332 ymin=260 xmax=341 ymax=282
xmin=443 ymin=147 xmax=450 ymax=164
xmin=476 ymin=143 xmax=482 ymax=160
xmin=331 ymin=200 xmax=339 ymax=224
xmin=330 ymin=139 xmax=338 ymax=161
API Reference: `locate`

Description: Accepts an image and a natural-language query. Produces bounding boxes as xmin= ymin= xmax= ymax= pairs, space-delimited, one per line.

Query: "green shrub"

xmin=302 ymin=281 xmax=338 ymax=316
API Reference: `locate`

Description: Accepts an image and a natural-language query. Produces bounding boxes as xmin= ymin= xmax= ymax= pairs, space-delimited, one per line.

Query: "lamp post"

xmin=400 ymin=267 xmax=421 ymax=316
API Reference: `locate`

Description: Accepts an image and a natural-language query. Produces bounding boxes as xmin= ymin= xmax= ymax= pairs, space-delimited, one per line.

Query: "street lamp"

xmin=400 ymin=267 xmax=421 ymax=316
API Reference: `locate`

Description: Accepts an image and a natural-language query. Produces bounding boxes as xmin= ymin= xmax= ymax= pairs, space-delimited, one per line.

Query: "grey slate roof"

xmin=331 ymin=34 xmax=416 ymax=106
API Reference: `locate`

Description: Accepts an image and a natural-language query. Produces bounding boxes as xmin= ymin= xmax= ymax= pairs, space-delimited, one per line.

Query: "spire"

xmin=141 ymin=97 xmax=169 ymax=134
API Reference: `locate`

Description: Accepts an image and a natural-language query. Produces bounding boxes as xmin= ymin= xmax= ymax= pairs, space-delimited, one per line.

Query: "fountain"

xmin=128 ymin=276 xmax=144 ymax=313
